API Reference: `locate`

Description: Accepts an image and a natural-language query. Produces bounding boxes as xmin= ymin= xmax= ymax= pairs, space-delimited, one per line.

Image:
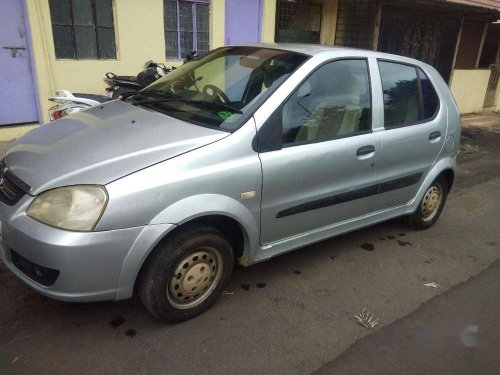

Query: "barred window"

xmin=49 ymin=0 xmax=116 ymax=59
xmin=164 ymin=0 xmax=210 ymax=60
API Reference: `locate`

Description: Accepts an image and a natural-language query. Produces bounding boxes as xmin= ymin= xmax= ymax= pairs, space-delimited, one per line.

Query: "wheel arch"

xmin=156 ymin=214 xmax=249 ymax=260
xmin=114 ymin=195 xmax=258 ymax=301
xmin=406 ymin=157 xmax=457 ymax=214
xmin=440 ymin=168 xmax=455 ymax=191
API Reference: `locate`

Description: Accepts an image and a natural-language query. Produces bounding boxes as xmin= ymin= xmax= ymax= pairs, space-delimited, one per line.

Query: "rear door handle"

xmin=356 ymin=145 xmax=375 ymax=156
xmin=429 ymin=131 xmax=441 ymax=140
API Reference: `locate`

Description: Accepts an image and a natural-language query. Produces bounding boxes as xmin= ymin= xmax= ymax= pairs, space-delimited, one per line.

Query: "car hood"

xmin=5 ymin=100 xmax=229 ymax=194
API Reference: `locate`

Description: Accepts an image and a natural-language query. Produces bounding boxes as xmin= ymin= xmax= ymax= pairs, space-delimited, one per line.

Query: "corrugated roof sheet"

xmin=446 ymin=0 xmax=500 ymax=11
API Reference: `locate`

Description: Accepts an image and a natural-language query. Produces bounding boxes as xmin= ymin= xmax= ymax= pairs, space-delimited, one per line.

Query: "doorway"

xmin=0 ymin=0 xmax=39 ymax=126
xmin=225 ymin=0 xmax=263 ymax=45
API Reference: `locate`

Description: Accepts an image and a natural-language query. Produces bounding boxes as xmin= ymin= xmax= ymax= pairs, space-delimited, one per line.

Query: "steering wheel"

xmin=202 ymin=84 xmax=230 ymax=104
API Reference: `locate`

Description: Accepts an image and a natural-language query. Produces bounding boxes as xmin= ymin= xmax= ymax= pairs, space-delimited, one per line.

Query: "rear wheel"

xmin=138 ymin=225 xmax=234 ymax=323
xmin=404 ymin=175 xmax=448 ymax=230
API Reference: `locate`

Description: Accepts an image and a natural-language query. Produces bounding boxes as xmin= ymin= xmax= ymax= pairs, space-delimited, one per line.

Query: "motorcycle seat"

xmin=73 ymin=93 xmax=112 ymax=103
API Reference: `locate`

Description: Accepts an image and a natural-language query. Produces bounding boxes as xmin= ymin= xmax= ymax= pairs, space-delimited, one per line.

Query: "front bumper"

xmin=0 ymin=216 xmax=143 ymax=302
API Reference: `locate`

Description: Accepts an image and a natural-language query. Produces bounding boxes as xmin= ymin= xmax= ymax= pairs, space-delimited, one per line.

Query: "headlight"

xmin=27 ymin=185 xmax=108 ymax=231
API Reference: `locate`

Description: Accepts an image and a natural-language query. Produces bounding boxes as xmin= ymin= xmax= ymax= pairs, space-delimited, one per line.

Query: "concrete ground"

xmin=1 ymin=113 xmax=500 ymax=374
xmin=314 ymin=258 xmax=500 ymax=375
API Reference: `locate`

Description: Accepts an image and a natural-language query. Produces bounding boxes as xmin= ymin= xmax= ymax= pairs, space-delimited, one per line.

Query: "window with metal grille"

xmin=164 ymin=0 xmax=210 ymax=60
xmin=276 ymin=0 xmax=322 ymax=44
xmin=49 ymin=0 xmax=116 ymax=60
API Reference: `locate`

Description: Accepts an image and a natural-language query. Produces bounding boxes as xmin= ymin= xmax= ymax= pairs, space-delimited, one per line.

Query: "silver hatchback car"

xmin=0 ymin=44 xmax=460 ymax=322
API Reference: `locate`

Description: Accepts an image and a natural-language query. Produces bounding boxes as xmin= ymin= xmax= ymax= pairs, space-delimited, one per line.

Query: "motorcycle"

xmin=48 ymin=52 xmax=198 ymax=120
xmin=48 ymin=90 xmax=111 ymax=120
xmin=104 ymin=60 xmax=172 ymax=99
xmin=103 ymin=53 xmax=197 ymax=98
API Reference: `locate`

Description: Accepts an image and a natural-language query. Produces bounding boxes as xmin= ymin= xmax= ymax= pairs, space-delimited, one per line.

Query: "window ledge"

xmin=54 ymin=58 xmax=118 ymax=62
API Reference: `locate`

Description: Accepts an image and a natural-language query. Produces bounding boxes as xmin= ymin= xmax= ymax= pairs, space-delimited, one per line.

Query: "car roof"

xmin=234 ymin=43 xmax=432 ymax=68
xmin=238 ymin=43 xmax=355 ymax=56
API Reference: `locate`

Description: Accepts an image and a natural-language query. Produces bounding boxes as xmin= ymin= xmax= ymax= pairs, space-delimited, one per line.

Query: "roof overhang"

xmin=386 ymin=0 xmax=500 ymax=20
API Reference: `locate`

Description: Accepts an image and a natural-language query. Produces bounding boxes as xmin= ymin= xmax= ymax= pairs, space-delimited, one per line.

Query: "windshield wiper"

xmin=125 ymin=90 xmax=181 ymax=100
xmin=130 ymin=97 xmax=243 ymax=114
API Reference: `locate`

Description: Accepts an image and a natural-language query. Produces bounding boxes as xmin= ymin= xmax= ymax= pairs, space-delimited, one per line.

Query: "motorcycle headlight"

xmin=27 ymin=185 xmax=108 ymax=231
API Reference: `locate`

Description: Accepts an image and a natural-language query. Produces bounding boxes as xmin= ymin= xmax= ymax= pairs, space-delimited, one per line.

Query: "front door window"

xmin=282 ymin=59 xmax=372 ymax=145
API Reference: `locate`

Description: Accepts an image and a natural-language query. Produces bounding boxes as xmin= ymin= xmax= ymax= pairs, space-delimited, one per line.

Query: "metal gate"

xmin=377 ymin=6 xmax=461 ymax=83
xmin=334 ymin=0 xmax=379 ymax=50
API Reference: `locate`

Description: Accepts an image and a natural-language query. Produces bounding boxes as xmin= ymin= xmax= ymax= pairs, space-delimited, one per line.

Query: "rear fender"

xmin=405 ymin=156 xmax=457 ymax=215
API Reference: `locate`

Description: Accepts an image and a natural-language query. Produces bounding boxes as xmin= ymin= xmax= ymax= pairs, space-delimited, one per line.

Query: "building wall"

xmin=449 ymin=15 xmax=497 ymax=113
xmin=450 ymin=69 xmax=491 ymax=113
xmin=25 ymin=0 xmax=226 ymax=124
xmin=211 ymin=0 xmax=225 ymax=47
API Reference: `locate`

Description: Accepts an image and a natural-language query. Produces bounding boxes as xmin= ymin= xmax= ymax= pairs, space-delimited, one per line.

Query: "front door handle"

xmin=429 ymin=131 xmax=441 ymax=140
xmin=356 ymin=145 xmax=375 ymax=156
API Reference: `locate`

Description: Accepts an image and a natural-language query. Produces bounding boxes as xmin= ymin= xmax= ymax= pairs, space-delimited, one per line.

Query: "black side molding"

xmin=276 ymin=172 xmax=423 ymax=218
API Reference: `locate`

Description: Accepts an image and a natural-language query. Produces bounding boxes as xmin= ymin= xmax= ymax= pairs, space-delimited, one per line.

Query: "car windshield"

xmin=126 ymin=47 xmax=309 ymax=131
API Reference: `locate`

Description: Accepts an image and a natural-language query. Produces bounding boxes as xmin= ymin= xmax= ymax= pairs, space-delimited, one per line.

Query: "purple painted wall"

xmin=225 ymin=0 xmax=263 ymax=45
xmin=0 ymin=0 xmax=38 ymax=125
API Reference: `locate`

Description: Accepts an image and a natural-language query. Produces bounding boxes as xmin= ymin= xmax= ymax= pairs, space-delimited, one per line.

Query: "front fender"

xmin=115 ymin=223 xmax=176 ymax=300
xmin=114 ymin=194 xmax=259 ymax=300
xmin=151 ymin=193 xmax=259 ymax=264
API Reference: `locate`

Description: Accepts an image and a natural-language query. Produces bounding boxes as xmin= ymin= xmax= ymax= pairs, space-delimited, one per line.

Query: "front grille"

xmin=0 ymin=159 xmax=30 ymax=206
xmin=10 ymin=249 xmax=60 ymax=286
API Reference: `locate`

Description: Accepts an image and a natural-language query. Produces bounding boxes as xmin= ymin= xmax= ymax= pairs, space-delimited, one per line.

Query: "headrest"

xmin=264 ymin=65 xmax=288 ymax=88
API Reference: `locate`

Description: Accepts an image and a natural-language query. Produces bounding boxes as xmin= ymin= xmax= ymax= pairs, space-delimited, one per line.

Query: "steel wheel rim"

xmin=166 ymin=247 xmax=223 ymax=310
xmin=421 ymin=184 xmax=443 ymax=222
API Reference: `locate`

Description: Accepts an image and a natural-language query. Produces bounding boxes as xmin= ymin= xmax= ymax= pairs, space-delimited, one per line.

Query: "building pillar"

xmin=262 ymin=0 xmax=277 ymax=43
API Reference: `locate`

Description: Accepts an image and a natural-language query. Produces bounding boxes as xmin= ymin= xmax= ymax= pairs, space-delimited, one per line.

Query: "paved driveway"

xmin=1 ymin=115 xmax=500 ymax=374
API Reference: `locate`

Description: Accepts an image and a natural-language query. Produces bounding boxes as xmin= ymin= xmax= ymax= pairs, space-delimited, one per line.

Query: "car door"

xmin=371 ymin=60 xmax=447 ymax=211
xmin=257 ymin=59 xmax=381 ymax=245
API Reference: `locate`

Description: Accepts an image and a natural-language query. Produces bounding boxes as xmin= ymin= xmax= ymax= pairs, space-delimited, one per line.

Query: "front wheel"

xmin=138 ymin=225 xmax=234 ymax=323
xmin=404 ymin=175 xmax=449 ymax=230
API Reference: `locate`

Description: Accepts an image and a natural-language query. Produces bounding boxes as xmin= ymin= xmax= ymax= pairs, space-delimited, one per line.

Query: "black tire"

xmin=137 ymin=225 xmax=234 ymax=323
xmin=404 ymin=175 xmax=449 ymax=230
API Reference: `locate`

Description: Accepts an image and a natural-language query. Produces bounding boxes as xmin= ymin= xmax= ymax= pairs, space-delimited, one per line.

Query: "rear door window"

xmin=378 ymin=61 xmax=440 ymax=128
xmin=418 ymin=68 xmax=439 ymax=120
xmin=378 ymin=61 xmax=420 ymax=128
